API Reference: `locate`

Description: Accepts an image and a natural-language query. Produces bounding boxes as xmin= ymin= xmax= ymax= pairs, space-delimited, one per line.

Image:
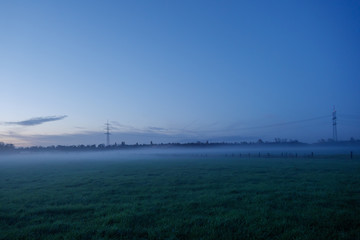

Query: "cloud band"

xmin=6 ymin=115 xmax=67 ymax=126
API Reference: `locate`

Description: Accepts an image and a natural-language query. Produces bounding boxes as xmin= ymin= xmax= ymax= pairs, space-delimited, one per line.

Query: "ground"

xmin=0 ymin=153 xmax=359 ymax=239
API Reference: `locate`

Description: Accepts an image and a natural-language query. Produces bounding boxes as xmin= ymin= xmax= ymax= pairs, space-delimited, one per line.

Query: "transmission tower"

xmin=105 ymin=121 xmax=111 ymax=146
xmin=332 ymin=106 xmax=337 ymax=141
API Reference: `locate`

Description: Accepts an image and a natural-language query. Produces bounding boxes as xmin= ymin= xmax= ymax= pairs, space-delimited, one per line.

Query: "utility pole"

xmin=332 ymin=106 xmax=337 ymax=141
xmin=105 ymin=121 xmax=111 ymax=146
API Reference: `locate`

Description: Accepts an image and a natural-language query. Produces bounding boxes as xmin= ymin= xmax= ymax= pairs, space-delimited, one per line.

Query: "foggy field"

xmin=0 ymin=153 xmax=359 ymax=240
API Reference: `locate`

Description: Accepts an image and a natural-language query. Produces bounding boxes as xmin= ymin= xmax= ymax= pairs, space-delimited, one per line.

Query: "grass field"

xmin=0 ymin=153 xmax=359 ymax=239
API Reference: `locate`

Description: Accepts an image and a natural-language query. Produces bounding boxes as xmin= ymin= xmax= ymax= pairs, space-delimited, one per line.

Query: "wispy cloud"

xmin=110 ymin=122 xmax=176 ymax=135
xmin=6 ymin=115 xmax=67 ymax=126
xmin=147 ymin=126 xmax=166 ymax=132
xmin=0 ymin=130 xmax=195 ymax=147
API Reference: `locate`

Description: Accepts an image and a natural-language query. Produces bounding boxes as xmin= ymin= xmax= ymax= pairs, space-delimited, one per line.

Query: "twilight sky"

xmin=1 ymin=0 xmax=359 ymax=146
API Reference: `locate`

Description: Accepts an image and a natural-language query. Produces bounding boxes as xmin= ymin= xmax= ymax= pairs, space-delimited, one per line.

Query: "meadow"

xmin=0 ymin=152 xmax=359 ymax=240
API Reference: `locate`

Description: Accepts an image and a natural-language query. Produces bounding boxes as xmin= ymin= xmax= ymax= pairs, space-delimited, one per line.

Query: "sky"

xmin=1 ymin=0 xmax=360 ymax=146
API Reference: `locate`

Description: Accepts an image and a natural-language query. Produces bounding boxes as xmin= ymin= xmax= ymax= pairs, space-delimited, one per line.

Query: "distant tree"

xmin=98 ymin=144 xmax=105 ymax=148
xmin=0 ymin=142 xmax=13 ymax=151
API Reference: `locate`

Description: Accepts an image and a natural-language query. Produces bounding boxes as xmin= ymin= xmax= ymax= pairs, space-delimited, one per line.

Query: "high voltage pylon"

xmin=332 ymin=106 xmax=337 ymax=141
xmin=105 ymin=121 xmax=111 ymax=146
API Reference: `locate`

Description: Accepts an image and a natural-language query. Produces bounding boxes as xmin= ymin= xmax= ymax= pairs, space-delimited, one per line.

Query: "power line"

xmin=200 ymin=115 xmax=330 ymax=134
xmin=338 ymin=114 xmax=360 ymax=120
xmin=234 ymin=115 xmax=330 ymax=131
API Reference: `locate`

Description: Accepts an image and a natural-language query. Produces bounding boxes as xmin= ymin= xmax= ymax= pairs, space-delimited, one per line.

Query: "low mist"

xmin=0 ymin=144 xmax=358 ymax=166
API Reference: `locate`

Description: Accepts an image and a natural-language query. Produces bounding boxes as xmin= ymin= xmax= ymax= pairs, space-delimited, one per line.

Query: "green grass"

xmin=0 ymin=154 xmax=359 ymax=239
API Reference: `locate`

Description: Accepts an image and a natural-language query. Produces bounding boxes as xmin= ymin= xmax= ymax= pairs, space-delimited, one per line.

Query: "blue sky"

xmin=1 ymin=0 xmax=359 ymax=146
